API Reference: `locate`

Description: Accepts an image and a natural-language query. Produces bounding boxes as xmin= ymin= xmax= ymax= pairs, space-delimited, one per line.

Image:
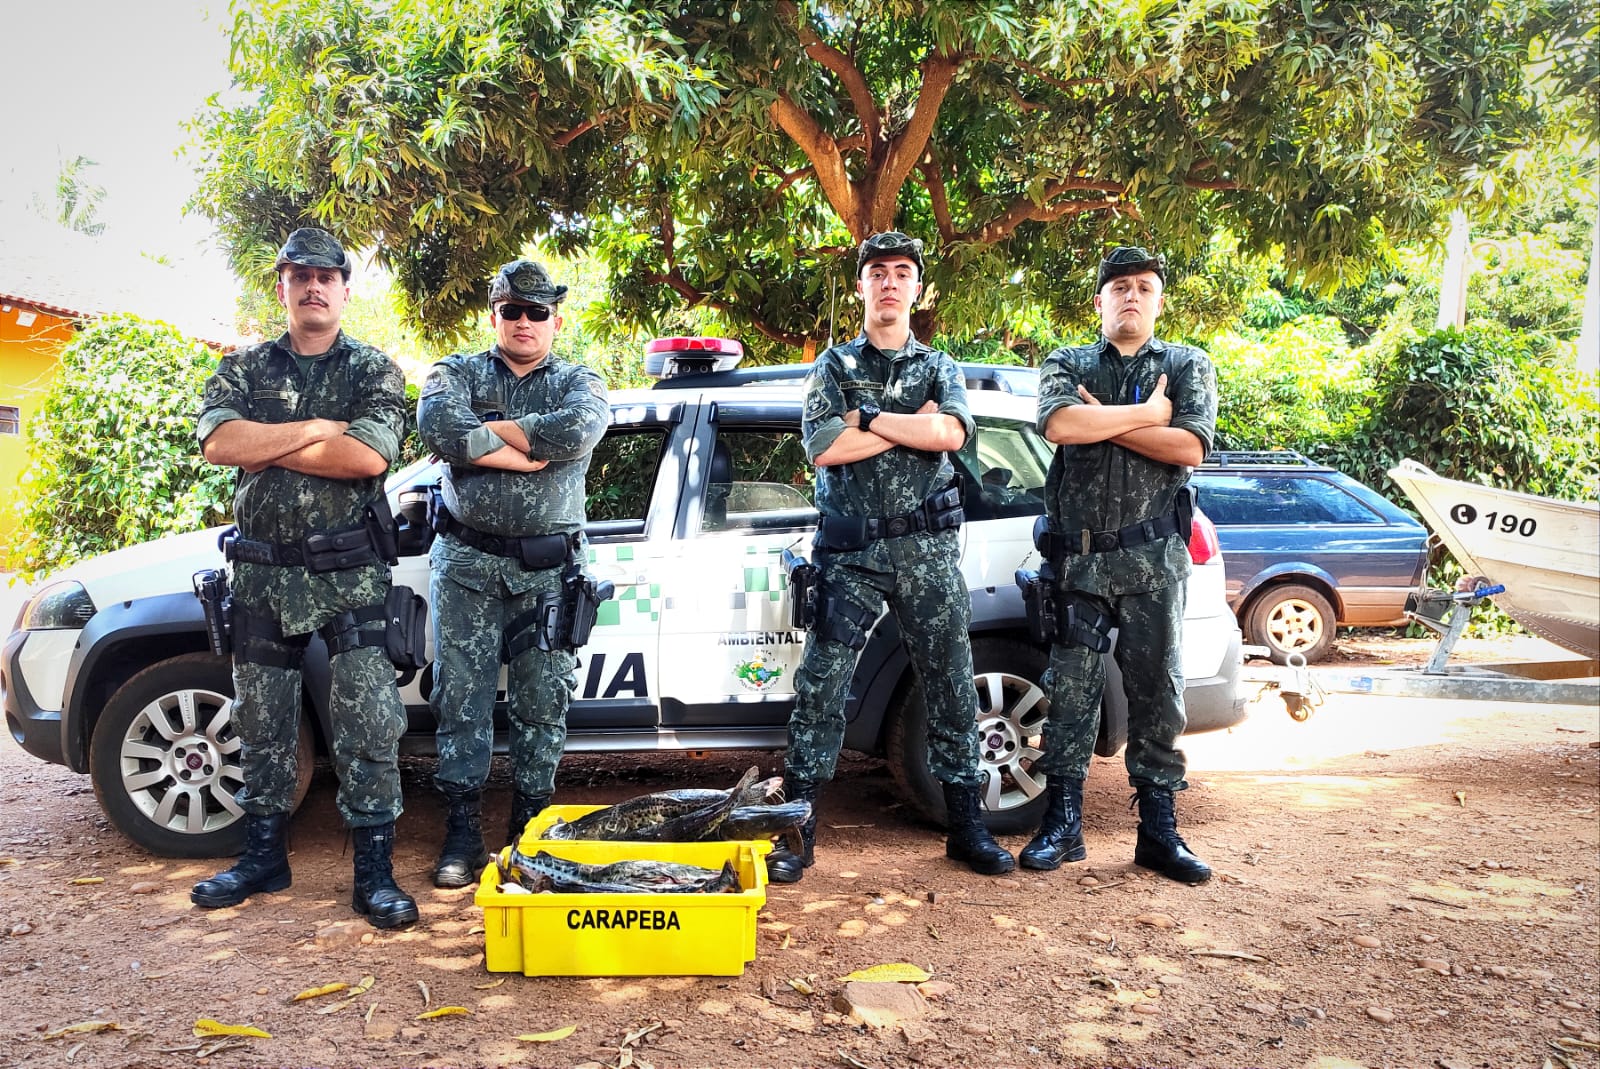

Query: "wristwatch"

xmin=858 ymin=402 xmax=881 ymax=433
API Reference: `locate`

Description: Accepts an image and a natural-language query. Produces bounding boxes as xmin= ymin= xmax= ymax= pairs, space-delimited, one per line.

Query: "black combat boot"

xmin=766 ymin=779 xmax=820 ymax=884
xmin=1133 ymin=786 xmax=1212 ymax=884
xmin=506 ymin=791 xmax=551 ymax=846
xmin=1019 ymin=777 xmax=1086 ymax=870
xmin=432 ymin=786 xmax=489 ymax=889
xmin=191 ymin=812 xmax=292 ymax=908
xmin=943 ymin=782 xmax=1015 ymax=875
xmin=351 ymin=823 xmax=420 ymax=929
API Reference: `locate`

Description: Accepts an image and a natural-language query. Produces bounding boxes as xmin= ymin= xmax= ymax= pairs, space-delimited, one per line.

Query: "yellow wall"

xmin=0 ymin=303 xmax=75 ymax=548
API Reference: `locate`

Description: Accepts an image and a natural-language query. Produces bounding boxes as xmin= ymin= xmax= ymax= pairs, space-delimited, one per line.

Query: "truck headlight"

xmin=19 ymin=581 xmax=96 ymax=630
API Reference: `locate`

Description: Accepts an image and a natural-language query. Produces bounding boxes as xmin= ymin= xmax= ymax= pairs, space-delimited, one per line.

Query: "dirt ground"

xmin=2 ymin=633 xmax=1597 ymax=1069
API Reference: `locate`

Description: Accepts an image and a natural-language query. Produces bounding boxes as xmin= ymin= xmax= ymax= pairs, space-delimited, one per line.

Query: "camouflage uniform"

xmin=417 ymin=347 xmax=608 ymax=799
xmin=1034 ymin=336 xmax=1218 ymax=789
xmin=786 ymin=334 xmax=983 ymax=789
xmin=197 ymin=332 xmax=409 ymax=827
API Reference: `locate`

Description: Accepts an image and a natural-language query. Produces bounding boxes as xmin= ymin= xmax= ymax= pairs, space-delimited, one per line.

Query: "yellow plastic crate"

xmin=477 ymin=824 xmax=771 ymax=977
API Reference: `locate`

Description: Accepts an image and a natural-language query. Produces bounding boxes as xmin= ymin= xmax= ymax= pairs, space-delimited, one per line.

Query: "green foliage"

xmin=1334 ymin=324 xmax=1599 ymax=503
xmin=191 ymin=0 xmax=1582 ymax=351
xmin=9 ymin=316 xmax=234 ymax=580
xmin=1209 ymin=317 xmax=1374 ymax=452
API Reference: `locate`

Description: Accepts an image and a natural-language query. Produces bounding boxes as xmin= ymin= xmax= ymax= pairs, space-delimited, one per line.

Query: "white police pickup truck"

xmin=4 ymin=343 xmax=1245 ymax=856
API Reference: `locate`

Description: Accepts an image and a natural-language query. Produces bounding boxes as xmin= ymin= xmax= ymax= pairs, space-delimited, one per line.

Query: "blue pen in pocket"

xmin=1134 ymin=385 xmax=1141 ymax=403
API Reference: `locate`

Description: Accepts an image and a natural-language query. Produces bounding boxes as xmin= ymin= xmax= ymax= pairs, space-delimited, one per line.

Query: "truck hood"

xmin=40 ymin=527 xmax=228 ymax=610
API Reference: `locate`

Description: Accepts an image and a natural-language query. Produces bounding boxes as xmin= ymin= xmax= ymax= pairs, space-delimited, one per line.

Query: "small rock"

xmin=900 ymin=1021 xmax=934 ymax=1044
xmin=399 ymin=1027 xmax=425 ymax=1040
xmin=138 ymin=914 xmax=180 ymax=930
xmin=1418 ymin=933 xmax=1437 ymax=943
xmin=991 ymin=915 xmax=1017 ymax=929
xmin=959 ymin=1021 xmax=990 ymax=1036
xmin=364 ymin=1020 xmax=397 ymax=1040
xmin=1086 ymin=930 xmax=1113 ymax=944
xmin=1488 ymin=965 xmax=1510 ymax=979
xmin=832 ymin=982 xmax=928 ymax=1028
xmin=1366 ymin=1006 xmax=1395 ymax=1023
xmin=129 ymin=881 xmax=161 ymax=895
xmin=1559 ymin=999 xmax=1583 ymax=1010
xmin=315 ymin=922 xmax=364 ymax=949
xmin=1241 ymin=1002 xmax=1275 ymax=1015
xmin=994 ymin=878 xmax=1021 ymax=890
xmin=1078 ymin=876 xmax=1100 ymax=887
xmin=1309 ymin=1007 xmax=1326 ymax=1020
xmin=1143 ymin=987 xmax=1160 ymax=997
xmin=925 ymin=892 xmax=943 ymax=905
xmin=1352 ymin=935 xmax=1382 ymax=949
xmin=1134 ymin=913 xmax=1176 ymax=929
xmin=360 ymin=933 xmax=374 ymax=945
xmin=837 ymin=919 xmax=868 ymax=937
xmin=8 ymin=922 xmax=33 ymax=937
xmin=1024 ymin=925 xmax=1044 ymax=938
xmin=916 ymin=981 xmax=953 ymax=1000
xmin=1131 ymin=1003 xmax=1159 ymax=1016
xmin=1560 ymin=1018 xmax=1580 ymax=1031
xmin=1450 ymin=964 xmax=1466 ymax=977
xmin=254 ymin=987 xmax=268 ymax=996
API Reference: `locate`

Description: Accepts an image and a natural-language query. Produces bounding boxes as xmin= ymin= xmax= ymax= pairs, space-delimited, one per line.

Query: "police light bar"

xmin=645 ymin=336 xmax=745 ymax=379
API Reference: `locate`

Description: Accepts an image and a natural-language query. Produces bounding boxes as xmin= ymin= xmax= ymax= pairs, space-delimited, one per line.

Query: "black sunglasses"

xmin=496 ymin=303 xmax=553 ymax=322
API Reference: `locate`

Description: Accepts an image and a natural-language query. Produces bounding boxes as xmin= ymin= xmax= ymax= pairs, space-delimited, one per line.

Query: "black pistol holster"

xmin=505 ymin=562 xmax=616 ymax=658
xmin=1018 ymin=516 xmax=1115 ymax=653
xmin=193 ymin=569 xmax=233 ymax=658
xmin=782 ymin=548 xmax=820 ymax=630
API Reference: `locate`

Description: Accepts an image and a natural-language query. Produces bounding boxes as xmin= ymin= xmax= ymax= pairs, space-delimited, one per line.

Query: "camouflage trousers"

xmin=232 ymin=610 xmax=407 ymax=828
xmin=1040 ymin=580 xmax=1189 ymax=790
xmin=429 ymin=562 xmax=576 ymax=798
xmin=786 ymin=532 xmax=982 ymax=789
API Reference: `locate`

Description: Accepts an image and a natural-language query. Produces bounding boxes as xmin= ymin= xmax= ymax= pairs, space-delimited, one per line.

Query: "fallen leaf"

xmin=193 ymin=1019 xmax=270 ymax=1038
xmin=290 ymin=982 xmax=350 ymax=1003
xmin=1454 ymin=791 xmax=1467 ymax=807
xmin=780 ymin=931 xmax=792 ymax=950
xmin=416 ymin=1006 xmax=471 ymax=1020
xmin=416 ymin=979 xmax=431 ymax=1007
xmin=43 ymin=1021 xmax=121 ymax=1040
xmin=788 ymin=977 xmax=815 ymax=995
xmin=516 ymin=1024 xmax=577 ymax=1042
xmin=0 ymin=858 xmax=18 ymax=866
xmin=473 ymin=978 xmax=506 ymax=990
xmin=837 ymin=963 xmax=931 ymax=983
xmin=68 ymin=877 xmax=104 ymax=886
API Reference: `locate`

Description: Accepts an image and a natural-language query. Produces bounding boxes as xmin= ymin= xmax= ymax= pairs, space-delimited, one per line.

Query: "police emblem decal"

xmin=734 ymin=650 xmax=784 ymax=692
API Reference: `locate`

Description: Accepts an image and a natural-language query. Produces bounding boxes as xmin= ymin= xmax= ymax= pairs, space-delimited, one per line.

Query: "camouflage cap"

xmin=1097 ymin=245 xmax=1167 ymax=291
xmin=274 ymin=228 xmax=351 ymax=278
xmin=488 ymin=259 xmax=569 ymax=307
xmin=856 ymin=231 xmax=925 ymax=278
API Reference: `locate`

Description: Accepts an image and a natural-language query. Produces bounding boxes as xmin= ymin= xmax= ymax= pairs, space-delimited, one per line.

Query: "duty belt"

xmin=220 ymin=524 xmax=378 ymax=572
xmin=435 ymin=511 xmax=578 ymax=567
xmin=1036 ymin=509 xmax=1184 ymax=559
xmin=815 ymin=481 xmax=964 ymax=551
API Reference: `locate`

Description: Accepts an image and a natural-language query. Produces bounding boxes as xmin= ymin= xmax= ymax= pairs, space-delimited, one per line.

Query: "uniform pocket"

xmin=250 ymin=390 xmax=297 ymax=422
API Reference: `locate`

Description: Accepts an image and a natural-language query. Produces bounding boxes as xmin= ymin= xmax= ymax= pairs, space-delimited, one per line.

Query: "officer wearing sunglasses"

xmin=416 ymin=259 xmax=610 ymax=887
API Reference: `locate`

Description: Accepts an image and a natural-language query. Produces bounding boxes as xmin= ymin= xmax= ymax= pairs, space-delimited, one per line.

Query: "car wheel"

xmin=1248 ymin=583 xmax=1336 ymax=665
xmin=886 ymin=637 xmax=1050 ymax=835
xmin=89 ymin=652 xmax=315 ymax=858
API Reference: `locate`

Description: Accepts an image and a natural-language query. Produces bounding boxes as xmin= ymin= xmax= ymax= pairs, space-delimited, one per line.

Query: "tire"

xmin=886 ymin=637 xmax=1051 ymax=835
xmin=1248 ymin=583 xmax=1337 ymax=665
xmin=89 ymin=652 xmax=315 ymax=858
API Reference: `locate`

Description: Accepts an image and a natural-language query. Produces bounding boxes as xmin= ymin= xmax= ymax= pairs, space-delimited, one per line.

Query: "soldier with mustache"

xmin=193 ymin=228 xmax=418 ymax=927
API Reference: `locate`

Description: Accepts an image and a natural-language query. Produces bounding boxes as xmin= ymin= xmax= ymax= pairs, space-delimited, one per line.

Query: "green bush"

xmin=1208 ymin=316 xmax=1373 ymax=453
xmin=10 ymin=315 xmax=235 ymax=580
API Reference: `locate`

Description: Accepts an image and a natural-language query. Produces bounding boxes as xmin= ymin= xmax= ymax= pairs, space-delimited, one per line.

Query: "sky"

xmin=0 ymin=1 xmax=242 ymax=314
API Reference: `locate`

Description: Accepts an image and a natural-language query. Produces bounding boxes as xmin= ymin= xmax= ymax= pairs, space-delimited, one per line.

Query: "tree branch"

xmin=553 ymin=114 xmax=607 ymax=148
xmin=1000 ymin=58 xmax=1108 ymax=94
xmin=871 ymin=52 xmax=962 ymax=226
xmin=918 ymin=155 xmax=956 ymax=243
xmin=648 ymin=267 xmax=808 ymax=347
xmin=769 ymin=93 xmax=861 ymax=231
xmin=963 ymin=179 xmax=1127 ymax=243
xmin=763 ymin=165 xmax=816 ymax=209
xmin=779 ymin=0 xmax=881 ymax=155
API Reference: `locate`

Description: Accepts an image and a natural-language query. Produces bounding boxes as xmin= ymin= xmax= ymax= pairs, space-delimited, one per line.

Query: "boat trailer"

xmin=1267 ymin=583 xmax=1599 ymax=720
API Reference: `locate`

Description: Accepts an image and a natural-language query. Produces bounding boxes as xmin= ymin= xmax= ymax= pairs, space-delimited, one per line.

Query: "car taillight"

xmin=1188 ymin=510 xmax=1221 ymax=565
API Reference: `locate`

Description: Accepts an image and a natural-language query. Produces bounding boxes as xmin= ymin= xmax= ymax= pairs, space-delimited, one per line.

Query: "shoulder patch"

xmin=201 ymin=377 xmax=231 ymax=408
xmin=420 ymin=371 xmax=448 ymax=399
